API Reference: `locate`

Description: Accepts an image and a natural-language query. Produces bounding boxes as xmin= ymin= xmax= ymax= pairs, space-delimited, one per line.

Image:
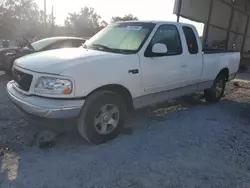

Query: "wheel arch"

xmin=218 ymin=67 xmax=229 ymax=81
xmin=86 ymin=84 xmax=134 ymax=111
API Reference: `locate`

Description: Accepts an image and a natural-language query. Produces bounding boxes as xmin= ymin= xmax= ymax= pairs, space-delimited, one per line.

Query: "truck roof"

xmin=119 ymin=20 xmax=195 ymax=27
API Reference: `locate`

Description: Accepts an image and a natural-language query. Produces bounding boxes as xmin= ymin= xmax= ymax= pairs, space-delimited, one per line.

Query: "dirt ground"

xmin=0 ymin=71 xmax=250 ymax=188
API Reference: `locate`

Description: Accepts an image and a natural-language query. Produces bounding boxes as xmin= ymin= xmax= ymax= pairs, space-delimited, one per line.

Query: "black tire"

xmin=77 ymin=90 xmax=126 ymax=144
xmin=4 ymin=59 xmax=14 ymax=76
xmin=204 ymin=73 xmax=226 ymax=103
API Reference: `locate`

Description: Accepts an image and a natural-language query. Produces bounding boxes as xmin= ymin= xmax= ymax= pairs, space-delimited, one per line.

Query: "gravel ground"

xmin=0 ymin=71 xmax=250 ymax=188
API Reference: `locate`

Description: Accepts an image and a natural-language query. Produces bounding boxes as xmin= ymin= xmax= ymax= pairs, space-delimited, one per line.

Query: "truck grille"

xmin=12 ymin=68 xmax=33 ymax=91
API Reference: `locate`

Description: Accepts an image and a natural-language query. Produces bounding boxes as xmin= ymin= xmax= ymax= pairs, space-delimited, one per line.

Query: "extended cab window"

xmin=149 ymin=25 xmax=182 ymax=56
xmin=183 ymin=26 xmax=198 ymax=54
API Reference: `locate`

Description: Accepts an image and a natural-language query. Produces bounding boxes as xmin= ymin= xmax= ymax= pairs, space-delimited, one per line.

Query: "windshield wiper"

xmin=87 ymin=44 xmax=135 ymax=54
xmin=111 ymin=49 xmax=134 ymax=54
xmin=90 ymin=44 xmax=113 ymax=52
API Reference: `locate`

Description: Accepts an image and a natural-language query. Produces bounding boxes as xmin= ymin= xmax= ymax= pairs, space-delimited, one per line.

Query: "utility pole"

xmin=51 ymin=5 xmax=54 ymax=22
xmin=44 ymin=0 xmax=47 ymax=29
xmin=51 ymin=5 xmax=54 ymax=36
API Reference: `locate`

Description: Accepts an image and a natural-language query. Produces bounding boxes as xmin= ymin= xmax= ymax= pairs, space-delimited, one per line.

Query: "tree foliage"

xmin=0 ymin=0 xmax=138 ymax=41
xmin=0 ymin=0 xmax=47 ymax=39
xmin=111 ymin=14 xmax=138 ymax=23
xmin=64 ymin=7 xmax=107 ymax=37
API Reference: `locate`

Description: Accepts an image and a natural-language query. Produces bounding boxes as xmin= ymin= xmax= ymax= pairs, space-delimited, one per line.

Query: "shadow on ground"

xmin=0 ymin=72 xmax=250 ymax=187
xmin=0 ymin=98 xmax=250 ymax=188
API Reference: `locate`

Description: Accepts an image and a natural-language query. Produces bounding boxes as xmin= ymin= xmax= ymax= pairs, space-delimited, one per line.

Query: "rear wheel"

xmin=77 ymin=91 xmax=126 ymax=144
xmin=204 ymin=74 xmax=226 ymax=103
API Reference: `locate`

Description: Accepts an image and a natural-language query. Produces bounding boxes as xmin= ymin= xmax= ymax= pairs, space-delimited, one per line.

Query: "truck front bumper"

xmin=7 ymin=81 xmax=85 ymax=119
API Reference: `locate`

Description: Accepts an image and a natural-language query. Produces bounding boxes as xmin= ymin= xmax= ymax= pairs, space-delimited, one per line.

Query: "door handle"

xmin=181 ymin=64 xmax=187 ymax=67
xmin=128 ymin=69 xmax=139 ymax=74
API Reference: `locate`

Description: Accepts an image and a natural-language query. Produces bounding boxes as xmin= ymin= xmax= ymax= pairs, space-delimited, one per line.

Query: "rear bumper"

xmin=7 ymin=81 xmax=85 ymax=119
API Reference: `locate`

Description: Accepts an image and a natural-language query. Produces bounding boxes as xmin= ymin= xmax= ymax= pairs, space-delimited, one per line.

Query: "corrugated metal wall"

xmin=174 ymin=0 xmax=250 ymax=52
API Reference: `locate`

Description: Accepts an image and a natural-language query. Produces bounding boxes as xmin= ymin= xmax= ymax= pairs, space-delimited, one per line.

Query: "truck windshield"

xmin=84 ymin=22 xmax=156 ymax=54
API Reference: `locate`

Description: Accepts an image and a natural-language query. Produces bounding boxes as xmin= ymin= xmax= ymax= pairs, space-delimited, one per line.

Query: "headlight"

xmin=35 ymin=77 xmax=73 ymax=95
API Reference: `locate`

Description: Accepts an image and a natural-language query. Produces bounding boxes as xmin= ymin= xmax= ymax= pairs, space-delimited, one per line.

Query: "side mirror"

xmin=152 ymin=43 xmax=168 ymax=55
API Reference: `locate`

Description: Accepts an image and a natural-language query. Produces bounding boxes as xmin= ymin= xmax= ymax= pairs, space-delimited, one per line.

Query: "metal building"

xmin=174 ymin=0 xmax=250 ymax=56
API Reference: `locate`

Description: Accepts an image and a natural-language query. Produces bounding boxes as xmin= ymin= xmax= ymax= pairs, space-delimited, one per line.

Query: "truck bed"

xmin=201 ymin=51 xmax=240 ymax=82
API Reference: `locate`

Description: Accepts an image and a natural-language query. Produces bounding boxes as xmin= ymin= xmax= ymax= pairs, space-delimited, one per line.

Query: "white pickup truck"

xmin=7 ymin=21 xmax=240 ymax=144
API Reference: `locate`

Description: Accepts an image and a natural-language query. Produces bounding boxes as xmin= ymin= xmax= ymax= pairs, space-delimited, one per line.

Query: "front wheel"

xmin=77 ymin=91 xmax=126 ymax=144
xmin=204 ymin=74 xmax=226 ymax=103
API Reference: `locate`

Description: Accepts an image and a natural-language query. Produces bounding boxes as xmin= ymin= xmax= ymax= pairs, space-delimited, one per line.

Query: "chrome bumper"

xmin=7 ymin=81 xmax=84 ymax=119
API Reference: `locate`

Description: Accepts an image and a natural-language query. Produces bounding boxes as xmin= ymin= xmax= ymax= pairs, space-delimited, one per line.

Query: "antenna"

xmin=51 ymin=5 xmax=54 ymax=36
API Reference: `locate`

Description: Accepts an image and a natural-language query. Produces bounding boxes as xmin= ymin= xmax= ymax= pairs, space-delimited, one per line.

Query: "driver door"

xmin=139 ymin=24 xmax=187 ymax=95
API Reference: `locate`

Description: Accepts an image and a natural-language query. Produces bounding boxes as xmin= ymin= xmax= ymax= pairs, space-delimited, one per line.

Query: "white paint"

xmin=9 ymin=21 xmax=240 ymax=110
xmin=15 ymin=48 xmax=125 ymax=75
xmin=138 ymin=23 xmax=203 ymax=96
xmin=202 ymin=52 xmax=241 ymax=82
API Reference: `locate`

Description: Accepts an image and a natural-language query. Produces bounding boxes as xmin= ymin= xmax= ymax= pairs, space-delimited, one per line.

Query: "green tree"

xmin=0 ymin=0 xmax=40 ymax=38
xmin=64 ymin=6 xmax=107 ymax=37
xmin=111 ymin=14 xmax=138 ymax=23
xmin=0 ymin=0 xmax=53 ymax=39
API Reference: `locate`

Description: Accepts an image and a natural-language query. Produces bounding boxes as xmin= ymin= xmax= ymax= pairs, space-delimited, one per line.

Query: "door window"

xmin=182 ymin=26 xmax=198 ymax=54
xmin=49 ymin=40 xmax=73 ymax=50
xmin=148 ymin=25 xmax=182 ymax=56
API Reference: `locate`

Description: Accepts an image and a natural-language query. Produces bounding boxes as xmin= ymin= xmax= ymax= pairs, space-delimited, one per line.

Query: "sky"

xmin=35 ymin=0 xmax=204 ymax=35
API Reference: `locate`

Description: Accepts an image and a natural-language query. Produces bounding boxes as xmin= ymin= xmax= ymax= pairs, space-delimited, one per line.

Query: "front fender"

xmin=61 ymin=54 xmax=141 ymax=99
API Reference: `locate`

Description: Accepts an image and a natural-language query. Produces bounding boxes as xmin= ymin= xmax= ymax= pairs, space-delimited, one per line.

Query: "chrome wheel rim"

xmin=215 ymin=79 xmax=224 ymax=98
xmin=94 ymin=104 xmax=120 ymax=135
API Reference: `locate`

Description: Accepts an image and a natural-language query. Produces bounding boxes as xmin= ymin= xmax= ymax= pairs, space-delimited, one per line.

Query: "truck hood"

xmin=14 ymin=48 xmax=113 ymax=74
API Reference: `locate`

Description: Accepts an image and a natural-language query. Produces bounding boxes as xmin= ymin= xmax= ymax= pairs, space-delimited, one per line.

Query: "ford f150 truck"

xmin=7 ymin=21 xmax=240 ymax=144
